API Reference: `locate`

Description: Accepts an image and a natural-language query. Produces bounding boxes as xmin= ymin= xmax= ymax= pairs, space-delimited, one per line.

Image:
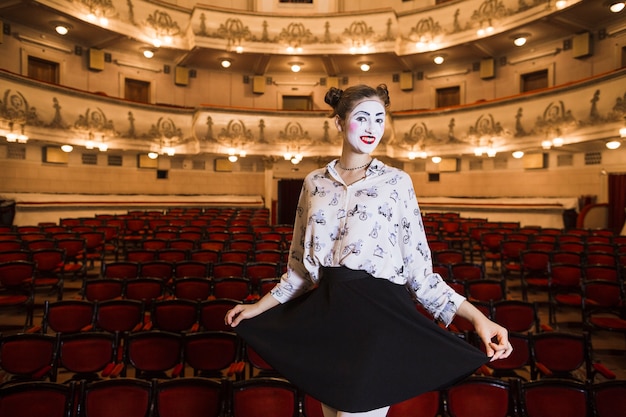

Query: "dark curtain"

xmin=608 ymin=173 xmax=626 ymax=233
xmin=277 ymin=179 xmax=304 ymax=225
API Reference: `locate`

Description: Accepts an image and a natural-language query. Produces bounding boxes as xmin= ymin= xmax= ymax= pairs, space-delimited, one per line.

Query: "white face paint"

xmin=343 ymin=99 xmax=386 ymax=154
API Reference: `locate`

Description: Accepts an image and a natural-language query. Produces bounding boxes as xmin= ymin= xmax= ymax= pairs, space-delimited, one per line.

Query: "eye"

xmin=376 ymin=118 xmax=384 ymax=124
xmin=355 ymin=116 xmax=367 ymax=122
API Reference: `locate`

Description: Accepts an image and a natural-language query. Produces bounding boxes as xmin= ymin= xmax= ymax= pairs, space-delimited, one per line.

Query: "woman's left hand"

xmin=456 ymin=300 xmax=513 ymax=361
xmin=473 ymin=316 xmax=513 ymax=362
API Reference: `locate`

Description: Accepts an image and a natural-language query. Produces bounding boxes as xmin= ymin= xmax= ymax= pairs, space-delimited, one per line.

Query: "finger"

xmin=482 ymin=337 xmax=495 ymax=358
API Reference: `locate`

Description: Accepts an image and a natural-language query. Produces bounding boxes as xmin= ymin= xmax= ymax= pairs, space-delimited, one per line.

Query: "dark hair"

xmin=324 ymin=84 xmax=390 ymax=119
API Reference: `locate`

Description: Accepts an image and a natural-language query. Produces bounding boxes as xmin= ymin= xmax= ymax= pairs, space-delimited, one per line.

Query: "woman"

xmin=226 ymin=84 xmax=512 ymax=417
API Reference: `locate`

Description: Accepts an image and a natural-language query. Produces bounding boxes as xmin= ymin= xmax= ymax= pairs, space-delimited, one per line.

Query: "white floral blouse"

xmin=270 ymin=158 xmax=466 ymax=326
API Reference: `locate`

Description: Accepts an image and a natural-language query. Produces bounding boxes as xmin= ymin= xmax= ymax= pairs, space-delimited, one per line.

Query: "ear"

xmin=335 ymin=116 xmax=343 ymax=132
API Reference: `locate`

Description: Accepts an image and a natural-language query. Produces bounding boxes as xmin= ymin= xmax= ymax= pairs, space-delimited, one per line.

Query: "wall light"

xmin=512 ymin=33 xmax=530 ymax=46
xmin=606 ymin=140 xmax=621 ymax=150
xmin=609 ymin=2 xmax=625 ymax=13
xmin=52 ymin=21 xmax=72 ymax=35
xmin=433 ymin=55 xmax=446 ymax=65
xmin=289 ymin=62 xmax=303 ymax=73
xmin=552 ymin=137 xmax=564 ymax=147
xmin=541 ymin=140 xmax=552 ymax=149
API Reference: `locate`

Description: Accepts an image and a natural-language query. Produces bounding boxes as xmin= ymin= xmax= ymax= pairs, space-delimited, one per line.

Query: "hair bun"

xmin=324 ymin=87 xmax=343 ymax=108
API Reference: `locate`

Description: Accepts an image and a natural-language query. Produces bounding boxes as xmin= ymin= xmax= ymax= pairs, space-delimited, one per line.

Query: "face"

xmin=340 ymin=99 xmax=386 ymax=154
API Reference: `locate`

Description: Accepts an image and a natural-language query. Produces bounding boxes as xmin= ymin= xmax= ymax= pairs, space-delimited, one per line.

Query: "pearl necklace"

xmin=337 ymin=159 xmax=372 ymax=171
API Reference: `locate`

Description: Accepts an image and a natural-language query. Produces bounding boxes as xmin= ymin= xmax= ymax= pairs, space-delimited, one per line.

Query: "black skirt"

xmin=235 ymin=266 xmax=488 ymax=412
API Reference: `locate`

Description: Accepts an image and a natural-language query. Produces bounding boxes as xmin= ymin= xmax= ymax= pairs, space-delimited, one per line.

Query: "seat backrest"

xmin=0 ymin=260 xmax=36 ymax=287
xmin=530 ymin=332 xmax=591 ymax=381
xmin=492 ymin=300 xmax=539 ymax=333
xmin=387 ymin=390 xmax=441 ymax=417
xmin=83 ymin=278 xmax=124 ymax=302
xmin=78 ymin=378 xmax=153 ymax=417
xmin=199 ymin=299 xmax=242 ymax=332
xmin=519 ymin=379 xmax=588 ymax=417
xmin=150 ymin=299 xmax=198 ymax=332
xmin=590 ymin=380 xmax=626 ymax=417
xmin=231 ymin=377 xmax=299 ymax=417
xmin=183 ymin=331 xmax=240 ymax=376
xmin=444 ymin=377 xmax=513 ymax=417
xmin=101 ymin=261 xmax=139 ymax=279
xmin=57 ymin=332 xmax=116 ymax=379
xmin=125 ymin=330 xmax=183 ymax=378
xmin=172 ymin=277 xmax=212 ymax=301
xmin=0 ymin=380 xmax=75 ymax=417
xmin=155 ymin=378 xmax=225 ymax=417
xmin=93 ymin=299 xmax=145 ymax=333
xmin=0 ymin=333 xmax=58 ymax=382
xmin=42 ymin=299 xmax=95 ymax=334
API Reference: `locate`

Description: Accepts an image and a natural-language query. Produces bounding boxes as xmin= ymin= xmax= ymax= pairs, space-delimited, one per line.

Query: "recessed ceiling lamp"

xmin=512 ymin=151 xmax=525 ymax=159
xmin=359 ymin=62 xmax=371 ymax=72
xmin=61 ymin=144 xmax=73 ymax=153
xmin=512 ymin=33 xmax=530 ymax=46
xmin=52 ymin=21 xmax=72 ymax=35
xmin=142 ymin=49 xmax=155 ymax=59
xmin=289 ymin=62 xmax=303 ymax=73
xmin=220 ymin=58 xmax=232 ymax=68
xmin=433 ymin=55 xmax=446 ymax=65
xmin=609 ymin=2 xmax=625 ymax=13
xmin=555 ymin=0 xmax=567 ymax=9
xmin=606 ymin=140 xmax=621 ymax=150
xmin=431 ymin=156 xmax=442 ymax=163
xmin=148 ymin=152 xmax=159 ymax=159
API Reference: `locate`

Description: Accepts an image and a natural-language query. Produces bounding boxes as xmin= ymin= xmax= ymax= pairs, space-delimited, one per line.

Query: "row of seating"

xmin=1 ymin=374 xmax=624 ymax=417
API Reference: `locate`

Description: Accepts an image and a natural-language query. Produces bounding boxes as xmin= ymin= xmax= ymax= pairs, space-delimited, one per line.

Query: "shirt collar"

xmin=326 ymin=157 xmax=384 ymax=182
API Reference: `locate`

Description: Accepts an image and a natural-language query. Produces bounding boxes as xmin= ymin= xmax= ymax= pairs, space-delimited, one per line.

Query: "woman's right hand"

xmin=225 ymin=303 xmax=262 ymax=327
xmin=225 ymin=292 xmax=281 ymax=327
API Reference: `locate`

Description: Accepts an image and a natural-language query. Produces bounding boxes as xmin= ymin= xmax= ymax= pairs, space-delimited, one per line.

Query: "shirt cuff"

xmin=438 ymin=290 xmax=467 ymax=327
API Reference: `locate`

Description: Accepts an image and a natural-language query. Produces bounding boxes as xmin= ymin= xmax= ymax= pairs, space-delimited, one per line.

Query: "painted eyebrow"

xmin=354 ymin=110 xmax=385 ymax=117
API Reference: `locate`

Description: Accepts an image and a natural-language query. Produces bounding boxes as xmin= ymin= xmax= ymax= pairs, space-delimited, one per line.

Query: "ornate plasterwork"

xmin=1 ymin=69 xmax=624 ymax=159
xmin=0 ymin=89 xmax=41 ymax=127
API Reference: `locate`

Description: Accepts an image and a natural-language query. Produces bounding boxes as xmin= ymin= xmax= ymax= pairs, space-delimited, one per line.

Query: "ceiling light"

xmin=512 ymin=151 xmax=524 ymax=159
xmin=620 ymin=126 xmax=626 ymax=137
xmin=606 ymin=140 xmax=621 ymax=149
xmin=359 ymin=62 xmax=371 ymax=72
xmin=148 ymin=152 xmax=159 ymax=159
xmin=486 ymin=148 xmax=497 ymax=157
xmin=555 ymin=0 xmax=567 ymax=9
xmin=228 ymin=155 xmax=238 ymax=162
xmin=142 ymin=49 xmax=155 ymax=59
xmin=541 ymin=140 xmax=552 ymax=149
xmin=431 ymin=156 xmax=442 ymax=163
xmin=289 ymin=62 xmax=303 ymax=73
xmin=552 ymin=137 xmax=564 ymax=147
xmin=220 ymin=59 xmax=232 ymax=68
xmin=433 ymin=55 xmax=445 ymax=64
xmin=61 ymin=145 xmax=73 ymax=153
xmin=609 ymin=2 xmax=625 ymax=12
xmin=512 ymin=33 xmax=530 ymax=46
xmin=52 ymin=22 xmax=72 ymax=35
